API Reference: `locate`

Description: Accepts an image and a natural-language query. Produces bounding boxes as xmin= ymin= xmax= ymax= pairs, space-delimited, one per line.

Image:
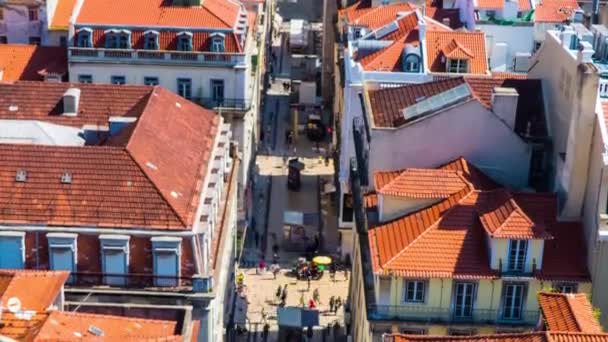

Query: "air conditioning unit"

xmin=513 ymin=52 xmax=531 ymax=72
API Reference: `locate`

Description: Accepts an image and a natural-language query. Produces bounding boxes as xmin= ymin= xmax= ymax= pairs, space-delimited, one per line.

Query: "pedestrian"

xmin=309 ymin=298 xmax=316 ymax=309
xmin=258 ymin=258 xmax=266 ymax=275
xmin=254 ymin=230 xmax=259 ymax=247
xmin=313 ymin=288 xmax=320 ymax=304
xmin=329 ymin=296 xmax=335 ymax=314
xmin=272 ymin=264 xmax=280 ymax=279
xmin=335 ymin=297 xmax=342 ymax=313
xmin=299 ymin=293 xmax=305 ymax=307
xmin=307 ymin=272 xmax=311 ymax=291
xmin=261 ymin=307 xmax=267 ymax=323
xmin=343 ymin=267 xmax=348 ymax=281
xmin=282 ymin=284 xmax=288 ymax=299
xmin=276 ymin=285 xmax=282 ymax=301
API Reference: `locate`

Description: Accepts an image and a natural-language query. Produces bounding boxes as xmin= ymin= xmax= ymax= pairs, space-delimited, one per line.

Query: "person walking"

xmin=276 ymin=285 xmax=282 ymax=302
xmin=313 ymin=288 xmax=320 ymax=304
xmin=306 ymin=272 xmax=311 ymax=291
xmin=258 ymin=258 xmax=266 ymax=275
xmin=335 ymin=297 xmax=342 ymax=313
xmin=329 ymin=296 xmax=335 ymax=314
xmin=271 ymin=263 xmax=280 ymax=279
xmin=343 ymin=267 xmax=348 ymax=281
xmin=309 ymin=298 xmax=316 ymax=309
xmin=299 ymin=293 xmax=305 ymax=308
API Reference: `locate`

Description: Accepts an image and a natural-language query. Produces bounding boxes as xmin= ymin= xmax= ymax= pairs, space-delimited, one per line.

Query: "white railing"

xmin=69 ymin=47 xmax=246 ymax=66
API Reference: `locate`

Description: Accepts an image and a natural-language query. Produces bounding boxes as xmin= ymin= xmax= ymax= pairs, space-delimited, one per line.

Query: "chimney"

xmin=491 ymin=87 xmax=519 ymax=130
xmin=442 ymin=17 xmax=451 ymax=27
xmin=108 ymin=116 xmax=137 ymax=136
xmin=62 ymin=87 xmax=81 ymax=116
xmin=577 ymin=41 xmax=594 ymax=64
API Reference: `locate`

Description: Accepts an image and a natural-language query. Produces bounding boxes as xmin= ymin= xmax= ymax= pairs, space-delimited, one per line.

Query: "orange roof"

xmin=34 ymin=311 xmax=180 ymax=341
xmin=0 ymin=270 xmax=69 ymax=312
xmin=476 ymin=0 xmax=505 ymax=10
xmin=441 ymin=39 xmax=474 ymax=59
xmin=389 ymin=332 xmax=608 ymax=342
xmin=539 ymin=292 xmax=603 ymax=333
xmin=0 ymin=45 xmax=67 ymax=81
xmin=534 ymin=0 xmax=580 ymax=23
xmin=367 ymin=158 xmax=588 ymax=280
xmin=50 ymin=0 xmax=77 ymax=30
xmin=341 ymin=1 xmax=416 ymax=29
xmin=76 ymin=0 xmax=242 ymax=29
xmin=2 ymin=312 xmax=49 ymax=341
xmin=519 ymin=0 xmax=532 ymax=11
xmin=426 ymin=31 xmax=488 ymax=74
xmin=375 ymin=169 xmax=468 ymax=199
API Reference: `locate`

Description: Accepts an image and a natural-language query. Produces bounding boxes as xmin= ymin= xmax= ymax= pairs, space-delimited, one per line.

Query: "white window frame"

xmin=553 ymin=282 xmax=578 ymax=293
xmin=453 ymin=282 xmax=476 ymax=318
xmin=143 ymin=30 xmax=159 ymax=50
xmin=210 ymin=33 xmax=225 ymax=52
xmin=47 ymin=233 xmax=77 ymax=282
xmin=100 ymin=235 xmax=130 ymax=286
xmin=177 ymin=31 xmax=193 ymax=51
xmin=403 ymin=280 xmax=426 ymax=303
xmin=447 ymin=58 xmax=469 ymax=73
xmin=0 ymin=231 xmax=25 ymax=269
xmin=502 ymin=282 xmax=527 ymax=320
xmin=151 ymin=236 xmax=182 ymax=287
xmin=76 ymin=28 xmax=93 ymax=48
xmin=507 ymin=240 xmax=528 ymax=272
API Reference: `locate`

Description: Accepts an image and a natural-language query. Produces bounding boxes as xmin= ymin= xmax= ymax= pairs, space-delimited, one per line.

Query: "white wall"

xmin=478 ymin=24 xmax=534 ymax=71
xmin=368 ymin=100 xmax=531 ymax=188
xmin=69 ymin=63 xmax=248 ymax=100
xmin=378 ymin=195 xmax=438 ymax=222
xmin=0 ymin=4 xmax=45 ymax=44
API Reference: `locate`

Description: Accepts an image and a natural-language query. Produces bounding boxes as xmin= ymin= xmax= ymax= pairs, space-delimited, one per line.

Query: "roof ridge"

xmin=565 ymin=293 xmax=591 ymax=333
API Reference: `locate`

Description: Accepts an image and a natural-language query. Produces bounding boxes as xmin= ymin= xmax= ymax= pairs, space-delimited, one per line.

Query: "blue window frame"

xmin=100 ymin=235 xmax=129 ymax=286
xmin=111 ymin=76 xmax=126 ymax=85
xmin=144 ymin=30 xmax=159 ymax=50
xmin=76 ymin=28 xmax=92 ymax=48
xmin=210 ymin=33 xmax=225 ymax=52
xmin=78 ymin=74 xmax=92 ymax=83
xmin=105 ymin=29 xmax=131 ymax=49
xmin=0 ymin=232 xmax=24 ymax=269
xmin=177 ymin=78 xmax=192 ymax=99
xmin=144 ymin=77 xmax=159 ymax=86
xmin=211 ymin=79 xmax=224 ymax=103
xmin=151 ymin=237 xmax=181 ymax=287
xmin=177 ymin=32 xmax=193 ymax=51
xmin=47 ymin=233 xmax=77 ymax=283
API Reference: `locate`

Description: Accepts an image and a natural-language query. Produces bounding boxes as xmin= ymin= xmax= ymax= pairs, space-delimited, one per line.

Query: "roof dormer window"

xmin=76 ymin=28 xmax=92 ymax=48
xmin=144 ymin=30 xmax=159 ymax=50
xmin=210 ymin=33 xmax=225 ymax=52
xmin=447 ymin=58 xmax=469 ymax=73
xmin=402 ymin=44 xmax=421 ymax=73
xmin=105 ymin=29 xmax=131 ymax=49
xmin=177 ymin=32 xmax=193 ymax=51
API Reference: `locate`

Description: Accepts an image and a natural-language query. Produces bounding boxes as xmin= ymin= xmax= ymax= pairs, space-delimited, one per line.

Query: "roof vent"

xmin=8 ymin=105 xmax=18 ymax=112
xmin=62 ymin=88 xmax=81 ymax=117
xmin=60 ymin=172 xmax=72 ymax=184
xmin=88 ymin=325 xmax=104 ymax=337
xmin=15 ymin=170 xmax=27 ymax=182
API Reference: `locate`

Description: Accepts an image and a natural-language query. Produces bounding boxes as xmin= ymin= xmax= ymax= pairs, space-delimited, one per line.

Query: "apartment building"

xmin=0 ymin=81 xmax=238 ymax=341
xmin=0 ymin=269 xmax=197 ymax=340
xmin=347 ymin=157 xmax=590 ymax=341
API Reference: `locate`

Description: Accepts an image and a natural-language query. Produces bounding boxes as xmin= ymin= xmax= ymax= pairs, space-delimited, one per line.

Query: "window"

xmin=211 ymin=34 xmax=225 ymax=52
xmin=105 ymin=30 xmax=131 ymax=49
xmin=211 ymin=79 xmax=224 ymax=103
xmin=553 ymin=282 xmax=578 ymax=293
xmin=0 ymin=36 xmax=7 ymax=44
xmin=404 ymin=280 xmax=425 ymax=303
xmin=47 ymin=233 xmax=77 ymax=283
xmin=453 ymin=282 xmax=475 ymax=319
xmin=144 ymin=77 xmax=159 ymax=86
xmin=353 ymin=28 xmax=362 ymax=39
xmin=100 ymin=235 xmax=129 ymax=286
xmin=111 ymin=76 xmax=126 ymax=85
xmin=449 ymin=328 xmax=476 ymax=336
xmin=502 ymin=283 xmax=527 ymax=320
xmin=447 ymin=59 xmax=468 ymax=73
xmin=28 ymin=7 xmax=38 ymax=21
xmin=28 ymin=36 xmax=41 ymax=45
xmin=177 ymin=32 xmax=193 ymax=51
xmin=0 ymin=232 xmax=24 ymax=269
xmin=144 ymin=31 xmax=159 ymax=50
xmin=403 ymin=54 xmax=420 ymax=73
xmin=400 ymin=328 xmax=427 ymax=335
xmin=60 ymin=36 xmax=67 ymax=47
xmin=486 ymin=10 xmax=496 ymax=17
xmin=507 ymin=240 xmax=528 ymax=272
xmin=77 ymin=28 xmax=92 ymax=48
xmin=78 ymin=74 xmax=93 ymax=83
xmin=177 ymin=78 xmax=192 ymax=99
xmin=118 ymin=34 xmax=130 ymax=49
xmin=152 ymin=237 xmax=182 ymax=287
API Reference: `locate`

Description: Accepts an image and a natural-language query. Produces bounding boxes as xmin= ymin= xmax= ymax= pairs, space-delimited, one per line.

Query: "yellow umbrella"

xmin=312 ymin=256 xmax=332 ymax=265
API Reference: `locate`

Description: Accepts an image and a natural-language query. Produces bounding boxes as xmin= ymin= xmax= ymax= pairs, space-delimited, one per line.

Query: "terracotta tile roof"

xmin=425 ymin=3 xmax=464 ymax=29
xmin=0 ymin=83 xmax=219 ymax=229
xmin=0 ymin=82 xmax=152 ymax=127
xmin=601 ymin=100 xmax=608 ymax=131
xmin=341 ymin=1 xmax=416 ymax=29
xmin=77 ymin=29 xmax=242 ymax=53
xmin=539 ymin=292 xmax=602 ymax=333
xmin=76 ymin=0 xmax=242 ymax=29
xmin=476 ymin=0 xmax=505 ymax=10
xmin=441 ymin=39 xmax=475 ymax=59
xmin=367 ymin=158 xmax=588 ymax=279
xmin=426 ymin=31 xmax=488 ymax=74
xmin=389 ymin=332 xmax=608 ymax=342
xmin=50 ymin=0 xmax=77 ymax=30
xmin=1 ymin=312 xmax=49 ymax=340
xmin=376 ymin=169 xmax=468 ymax=198
xmin=366 ymin=77 xmax=466 ymax=127
xmin=34 ymin=311 xmax=180 ymax=341
xmin=534 ymin=0 xmax=580 ymax=23
xmin=519 ymin=0 xmax=532 ymax=11
xmin=0 ymin=270 xmax=68 ymax=312
xmin=0 ymin=45 xmax=67 ymax=81
xmin=539 ymin=222 xmax=591 ymax=281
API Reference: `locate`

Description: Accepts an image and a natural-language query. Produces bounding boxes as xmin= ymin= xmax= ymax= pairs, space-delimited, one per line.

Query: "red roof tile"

xmin=0 ymin=270 xmax=68 ymax=312
xmin=389 ymin=332 xmax=608 ymax=342
xmin=368 ymin=158 xmax=588 ymax=280
xmin=539 ymin=222 xmax=591 ymax=281
xmin=376 ymin=169 xmax=468 ymax=198
xmin=539 ymin=292 xmax=603 ymax=333
xmin=50 ymin=0 xmax=77 ymax=30
xmin=341 ymin=1 xmax=416 ymax=29
xmin=366 ymin=77 xmax=466 ymax=127
xmin=2 ymin=312 xmax=49 ymax=340
xmin=534 ymin=0 xmax=580 ymax=23
xmin=0 ymin=45 xmax=67 ymax=81
xmin=601 ymin=100 xmax=608 ymax=131
xmin=441 ymin=39 xmax=475 ymax=59
xmin=34 ymin=311 xmax=180 ymax=341
xmin=519 ymin=0 xmax=532 ymax=11
xmin=426 ymin=31 xmax=488 ymax=74
xmin=76 ymin=0 xmax=242 ymax=29
xmin=0 ymin=83 xmax=220 ymax=229
xmin=476 ymin=0 xmax=505 ymax=10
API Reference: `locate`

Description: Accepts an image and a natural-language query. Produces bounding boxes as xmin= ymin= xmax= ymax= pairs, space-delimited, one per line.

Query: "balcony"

xmin=69 ymin=47 xmax=246 ymax=67
xmin=67 ymin=272 xmax=194 ymax=290
xmin=195 ymin=97 xmax=251 ymax=111
xmin=368 ymin=305 xmax=539 ymax=326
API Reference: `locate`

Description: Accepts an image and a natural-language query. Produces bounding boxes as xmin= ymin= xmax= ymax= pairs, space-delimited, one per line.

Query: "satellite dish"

xmin=7 ymin=297 xmax=21 ymax=313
